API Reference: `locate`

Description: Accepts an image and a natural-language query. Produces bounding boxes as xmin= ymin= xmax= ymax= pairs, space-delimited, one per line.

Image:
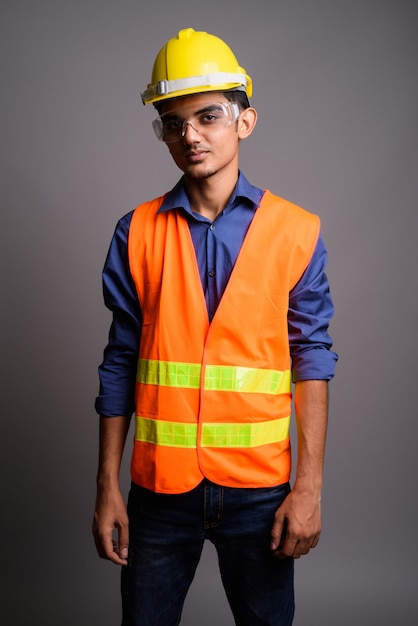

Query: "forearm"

xmin=96 ymin=414 xmax=132 ymax=488
xmin=293 ymin=379 xmax=329 ymax=494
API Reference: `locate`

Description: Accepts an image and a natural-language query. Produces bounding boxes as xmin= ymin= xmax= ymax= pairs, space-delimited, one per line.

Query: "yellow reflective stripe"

xmin=135 ymin=416 xmax=290 ymax=448
xmin=137 ymin=359 xmax=291 ymax=395
xmin=137 ymin=359 xmax=201 ymax=388
xmin=201 ymin=417 xmax=290 ymax=448
xmin=204 ymin=365 xmax=291 ymax=394
xmin=136 ymin=416 xmax=197 ymax=448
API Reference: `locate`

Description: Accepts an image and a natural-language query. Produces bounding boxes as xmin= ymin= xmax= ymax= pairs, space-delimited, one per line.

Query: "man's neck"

xmin=184 ymin=170 xmax=239 ymax=221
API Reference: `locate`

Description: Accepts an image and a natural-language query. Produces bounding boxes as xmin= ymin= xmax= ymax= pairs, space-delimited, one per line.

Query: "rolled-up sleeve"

xmin=95 ymin=212 xmax=142 ymax=417
xmin=288 ymin=234 xmax=338 ymax=382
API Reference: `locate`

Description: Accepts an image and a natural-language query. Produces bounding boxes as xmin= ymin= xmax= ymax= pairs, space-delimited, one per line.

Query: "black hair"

xmin=222 ymin=89 xmax=251 ymax=110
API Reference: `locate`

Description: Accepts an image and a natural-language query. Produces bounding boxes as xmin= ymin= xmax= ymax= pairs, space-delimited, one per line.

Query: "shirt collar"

xmin=157 ymin=171 xmax=264 ymax=217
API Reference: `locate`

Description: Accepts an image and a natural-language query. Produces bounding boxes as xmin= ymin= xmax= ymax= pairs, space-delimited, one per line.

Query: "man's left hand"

xmin=270 ymin=488 xmax=322 ymax=559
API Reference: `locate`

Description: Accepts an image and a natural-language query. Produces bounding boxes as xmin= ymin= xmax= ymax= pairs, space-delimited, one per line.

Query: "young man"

xmin=93 ymin=27 xmax=338 ymax=626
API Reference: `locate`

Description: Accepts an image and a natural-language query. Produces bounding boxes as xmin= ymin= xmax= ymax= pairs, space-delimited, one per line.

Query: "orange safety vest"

xmin=128 ymin=191 xmax=320 ymax=493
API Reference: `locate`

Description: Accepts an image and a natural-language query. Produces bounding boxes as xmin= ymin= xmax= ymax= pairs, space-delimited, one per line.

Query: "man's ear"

xmin=238 ymin=107 xmax=257 ymax=139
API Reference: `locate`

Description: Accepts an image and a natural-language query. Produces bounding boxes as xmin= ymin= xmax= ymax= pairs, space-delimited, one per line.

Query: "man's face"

xmin=157 ymin=92 xmax=243 ymax=181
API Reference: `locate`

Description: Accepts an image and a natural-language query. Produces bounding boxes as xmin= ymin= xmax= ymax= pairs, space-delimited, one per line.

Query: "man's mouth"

xmin=184 ymin=150 xmax=207 ymax=161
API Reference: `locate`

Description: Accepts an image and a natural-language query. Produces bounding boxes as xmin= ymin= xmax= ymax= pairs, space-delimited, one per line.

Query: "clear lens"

xmin=152 ymin=102 xmax=240 ymax=143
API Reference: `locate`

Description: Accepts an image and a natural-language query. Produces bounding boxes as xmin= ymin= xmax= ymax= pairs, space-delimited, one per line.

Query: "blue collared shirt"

xmin=95 ymin=172 xmax=338 ymax=417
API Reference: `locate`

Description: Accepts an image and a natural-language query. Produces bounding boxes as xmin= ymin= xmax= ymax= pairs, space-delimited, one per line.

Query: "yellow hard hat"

xmin=141 ymin=27 xmax=252 ymax=105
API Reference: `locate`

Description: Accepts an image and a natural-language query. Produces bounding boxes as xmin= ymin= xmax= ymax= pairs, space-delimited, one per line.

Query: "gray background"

xmin=2 ymin=1 xmax=417 ymax=624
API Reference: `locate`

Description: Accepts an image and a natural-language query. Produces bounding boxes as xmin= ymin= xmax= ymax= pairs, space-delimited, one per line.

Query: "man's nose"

xmin=181 ymin=119 xmax=201 ymax=140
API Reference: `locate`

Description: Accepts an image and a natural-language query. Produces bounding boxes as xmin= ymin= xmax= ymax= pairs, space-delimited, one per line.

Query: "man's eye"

xmin=200 ymin=113 xmax=220 ymax=124
xmin=163 ymin=119 xmax=181 ymax=131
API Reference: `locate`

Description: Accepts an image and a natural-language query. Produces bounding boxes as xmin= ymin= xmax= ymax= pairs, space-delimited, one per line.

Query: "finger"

xmin=270 ymin=515 xmax=286 ymax=551
xmin=291 ymin=540 xmax=311 ymax=559
xmin=290 ymin=532 xmax=321 ymax=559
xmin=106 ymin=536 xmax=129 ymax=565
xmin=93 ymin=524 xmax=128 ymax=566
xmin=116 ymin=524 xmax=129 ymax=562
xmin=273 ymin=532 xmax=298 ymax=559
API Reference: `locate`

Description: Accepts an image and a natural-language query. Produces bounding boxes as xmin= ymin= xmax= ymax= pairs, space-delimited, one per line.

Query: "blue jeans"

xmin=121 ymin=480 xmax=294 ymax=626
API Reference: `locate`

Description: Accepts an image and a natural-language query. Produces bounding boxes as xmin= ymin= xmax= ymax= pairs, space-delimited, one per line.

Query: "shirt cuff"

xmin=95 ymin=393 xmax=135 ymax=417
xmin=291 ymin=347 xmax=338 ymax=382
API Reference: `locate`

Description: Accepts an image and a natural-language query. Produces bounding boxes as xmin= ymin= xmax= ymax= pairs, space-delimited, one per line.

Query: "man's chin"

xmin=184 ymin=167 xmax=217 ymax=180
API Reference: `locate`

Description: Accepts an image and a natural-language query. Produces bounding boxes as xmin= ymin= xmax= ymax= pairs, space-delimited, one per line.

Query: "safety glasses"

xmin=152 ymin=101 xmax=241 ymax=143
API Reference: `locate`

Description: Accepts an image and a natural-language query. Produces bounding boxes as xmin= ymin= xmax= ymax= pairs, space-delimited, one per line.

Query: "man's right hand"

xmin=92 ymin=486 xmax=129 ymax=566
